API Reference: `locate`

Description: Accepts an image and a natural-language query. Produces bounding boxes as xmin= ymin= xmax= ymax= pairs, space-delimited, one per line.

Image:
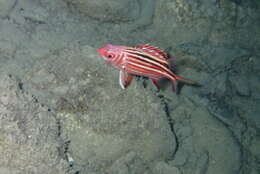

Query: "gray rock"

xmin=64 ymin=0 xmax=140 ymax=22
xmin=129 ymin=0 xmax=156 ymax=31
xmin=170 ymin=149 xmax=189 ymax=166
xmin=187 ymin=105 xmax=241 ymax=174
xmin=0 ymin=0 xmax=16 ymax=19
xmin=153 ymin=0 xmax=260 ymax=49
xmin=249 ymin=75 xmax=260 ymax=100
xmin=152 ymin=161 xmax=181 ymax=174
xmin=107 ymin=152 xmax=148 ymax=174
xmin=250 ymin=169 xmax=259 ymax=174
xmin=0 ymin=74 xmax=67 ymax=174
xmin=229 ymin=74 xmax=251 ymax=97
xmin=249 ymin=138 xmax=260 ymax=160
xmin=205 ymin=47 xmax=249 ymax=71
xmin=164 ymin=96 xmax=241 ymax=174
xmin=194 ymin=151 xmax=209 ymax=174
xmin=19 ymin=2 xmax=49 ymax=24
xmin=0 ymin=40 xmax=16 ymax=64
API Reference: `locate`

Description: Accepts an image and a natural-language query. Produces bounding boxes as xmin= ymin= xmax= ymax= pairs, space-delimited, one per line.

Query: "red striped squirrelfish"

xmin=97 ymin=44 xmax=197 ymax=92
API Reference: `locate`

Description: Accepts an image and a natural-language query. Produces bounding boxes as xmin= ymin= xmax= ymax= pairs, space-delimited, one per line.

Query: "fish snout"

xmin=97 ymin=47 xmax=104 ymax=56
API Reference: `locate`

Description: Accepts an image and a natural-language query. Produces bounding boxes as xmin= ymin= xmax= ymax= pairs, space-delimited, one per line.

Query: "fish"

xmin=97 ymin=44 xmax=198 ymax=92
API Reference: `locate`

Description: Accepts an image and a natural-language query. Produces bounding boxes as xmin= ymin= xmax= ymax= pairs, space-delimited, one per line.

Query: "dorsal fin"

xmin=135 ymin=44 xmax=169 ymax=60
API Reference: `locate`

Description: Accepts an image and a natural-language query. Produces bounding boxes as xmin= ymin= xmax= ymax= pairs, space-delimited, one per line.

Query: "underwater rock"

xmin=0 ymin=40 xmax=16 ymax=64
xmin=64 ymin=0 xmax=140 ymax=22
xmin=18 ymin=2 xmax=48 ymax=24
xmin=152 ymin=161 xmax=181 ymax=174
xmin=191 ymin=107 xmax=240 ymax=174
xmin=249 ymin=138 xmax=260 ymax=160
xmin=128 ymin=0 xmax=156 ymax=31
xmin=229 ymin=74 xmax=251 ymax=97
xmin=0 ymin=0 xmax=16 ymax=19
xmin=154 ymin=0 xmax=260 ymax=49
xmin=154 ymin=0 xmax=216 ymax=44
xmin=194 ymin=151 xmax=209 ymax=174
xmin=0 ymin=74 xmax=67 ymax=174
xmin=22 ymin=44 xmax=176 ymax=173
xmin=106 ymin=152 xmax=148 ymax=174
xmin=161 ymin=95 xmax=241 ymax=174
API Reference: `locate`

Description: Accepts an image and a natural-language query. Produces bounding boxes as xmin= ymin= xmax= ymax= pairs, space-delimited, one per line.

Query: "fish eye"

xmin=107 ymin=54 xmax=113 ymax=58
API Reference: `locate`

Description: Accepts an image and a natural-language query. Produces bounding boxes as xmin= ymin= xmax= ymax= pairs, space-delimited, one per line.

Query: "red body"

xmin=97 ymin=44 xmax=196 ymax=91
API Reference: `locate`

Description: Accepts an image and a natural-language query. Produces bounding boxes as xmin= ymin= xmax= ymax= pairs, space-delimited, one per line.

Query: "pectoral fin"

xmin=119 ymin=70 xmax=133 ymax=89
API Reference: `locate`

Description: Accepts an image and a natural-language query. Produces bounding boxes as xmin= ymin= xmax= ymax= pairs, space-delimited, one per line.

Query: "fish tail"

xmin=174 ymin=75 xmax=201 ymax=86
xmin=171 ymin=78 xmax=178 ymax=92
xmin=170 ymin=75 xmax=201 ymax=92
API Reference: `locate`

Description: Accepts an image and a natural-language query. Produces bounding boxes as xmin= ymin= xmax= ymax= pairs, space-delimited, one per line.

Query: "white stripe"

xmin=127 ymin=61 xmax=174 ymax=81
xmin=125 ymin=49 xmax=168 ymax=64
xmin=125 ymin=52 xmax=173 ymax=75
xmin=114 ymin=52 xmax=124 ymax=66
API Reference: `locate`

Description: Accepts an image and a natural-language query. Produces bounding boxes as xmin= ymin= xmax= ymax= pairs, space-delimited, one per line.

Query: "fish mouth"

xmin=97 ymin=46 xmax=107 ymax=57
xmin=97 ymin=49 xmax=108 ymax=61
xmin=96 ymin=48 xmax=102 ymax=56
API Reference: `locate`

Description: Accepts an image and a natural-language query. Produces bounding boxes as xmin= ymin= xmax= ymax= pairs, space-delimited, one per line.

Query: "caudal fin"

xmin=170 ymin=75 xmax=201 ymax=92
xmin=174 ymin=75 xmax=201 ymax=86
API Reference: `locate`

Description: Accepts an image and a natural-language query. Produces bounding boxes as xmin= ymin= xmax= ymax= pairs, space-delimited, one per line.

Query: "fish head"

xmin=97 ymin=44 xmax=124 ymax=65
